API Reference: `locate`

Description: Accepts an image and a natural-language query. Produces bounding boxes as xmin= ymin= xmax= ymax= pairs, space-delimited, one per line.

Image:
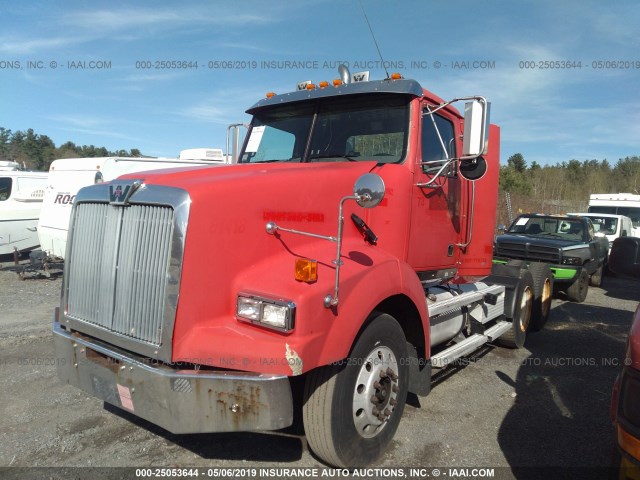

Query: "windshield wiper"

xmin=308 ymin=153 xmax=359 ymax=162
xmin=252 ymin=158 xmax=299 ymax=163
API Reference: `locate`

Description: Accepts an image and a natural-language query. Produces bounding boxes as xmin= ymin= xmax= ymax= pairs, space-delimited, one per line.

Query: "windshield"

xmin=589 ymin=206 xmax=640 ymax=228
xmin=585 ymin=216 xmax=618 ymax=235
xmin=240 ymin=94 xmax=410 ymax=164
xmin=507 ymin=216 xmax=586 ymax=241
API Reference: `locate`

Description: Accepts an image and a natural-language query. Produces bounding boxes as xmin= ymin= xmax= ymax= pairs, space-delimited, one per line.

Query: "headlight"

xmin=561 ymin=256 xmax=582 ymax=265
xmin=236 ymin=293 xmax=296 ymax=332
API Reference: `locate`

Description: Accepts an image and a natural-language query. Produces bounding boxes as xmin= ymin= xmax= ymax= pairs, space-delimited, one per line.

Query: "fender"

xmin=318 ymin=252 xmax=429 ymax=364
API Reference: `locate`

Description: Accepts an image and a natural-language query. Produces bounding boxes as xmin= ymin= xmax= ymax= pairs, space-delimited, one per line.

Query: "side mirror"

xmin=354 ymin=173 xmax=385 ymax=208
xmin=622 ymin=230 xmax=627 ymax=237
xmin=462 ymin=99 xmax=490 ymax=157
xmin=459 ymin=156 xmax=487 ymax=181
xmin=497 ymin=224 xmax=506 ymax=234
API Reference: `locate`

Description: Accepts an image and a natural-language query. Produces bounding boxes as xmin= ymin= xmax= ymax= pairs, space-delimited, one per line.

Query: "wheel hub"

xmin=352 ymin=346 xmax=399 ymax=438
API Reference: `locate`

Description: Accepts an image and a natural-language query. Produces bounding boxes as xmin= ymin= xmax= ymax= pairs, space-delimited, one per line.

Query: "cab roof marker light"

xmin=390 ymin=72 xmax=403 ymax=80
xmin=266 ymin=92 xmax=276 ymax=99
xmin=318 ymin=81 xmax=329 ymax=89
xmin=306 ymin=83 xmax=317 ymax=91
xmin=332 ymin=79 xmax=343 ymax=87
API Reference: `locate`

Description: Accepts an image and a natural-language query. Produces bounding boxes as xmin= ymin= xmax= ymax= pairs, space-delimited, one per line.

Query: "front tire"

xmin=590 ymin=264 xmax=604 ymax=288
xmin=566 ymin=269 xmax=589 ymax=302
xmin=303 ymin=313 xmax=409 ymax=468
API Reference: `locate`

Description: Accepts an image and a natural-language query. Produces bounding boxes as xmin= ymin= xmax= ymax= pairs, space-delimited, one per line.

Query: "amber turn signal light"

xmin=295 ymin=258 xmax=318 ymax=282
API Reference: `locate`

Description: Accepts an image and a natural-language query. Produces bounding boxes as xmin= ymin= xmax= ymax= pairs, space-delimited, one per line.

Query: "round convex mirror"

xmin=354 ymin=173 xmax=385 ymax=208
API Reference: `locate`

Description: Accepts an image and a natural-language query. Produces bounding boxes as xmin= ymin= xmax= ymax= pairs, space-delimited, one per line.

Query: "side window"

xmin=0 ymin=177 xmax=12 ymax=201
xmin=421 ymin=111 xmax=457 ymax=174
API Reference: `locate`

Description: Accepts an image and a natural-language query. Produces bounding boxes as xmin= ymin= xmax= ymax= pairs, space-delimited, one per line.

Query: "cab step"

xmin=430 ymin=320 xmax=512 ymax=368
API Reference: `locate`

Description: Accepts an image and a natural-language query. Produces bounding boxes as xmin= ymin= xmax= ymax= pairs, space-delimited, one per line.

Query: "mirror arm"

xmin=417 ymin=158 xmax=457 ymax=188
xmin=456 ymin=181 xmax=476 ymax=249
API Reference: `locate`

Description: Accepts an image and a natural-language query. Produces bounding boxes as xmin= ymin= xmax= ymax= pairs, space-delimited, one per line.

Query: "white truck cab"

xmin=38 ymin=149 xmax=228 ymax=258
xmin=568 ymin=212 xmax=634 ymax=254
xmin=0 ymin=162 xmax=48 ymax=255
xmin=588 ymin=193 xmax=640 ymax=237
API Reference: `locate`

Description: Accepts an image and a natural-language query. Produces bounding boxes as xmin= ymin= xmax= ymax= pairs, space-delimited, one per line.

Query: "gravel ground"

xmin=0 ymin=255 xmax=638 ymax=478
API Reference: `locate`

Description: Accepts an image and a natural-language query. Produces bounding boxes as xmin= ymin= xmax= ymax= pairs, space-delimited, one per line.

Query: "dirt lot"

xmin=0 ymin=256 xmax=638 ymax=478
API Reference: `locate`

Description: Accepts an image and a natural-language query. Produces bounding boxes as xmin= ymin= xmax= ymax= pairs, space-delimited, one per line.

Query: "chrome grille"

xmin=67 ymin=202 xmax=174 ymax=346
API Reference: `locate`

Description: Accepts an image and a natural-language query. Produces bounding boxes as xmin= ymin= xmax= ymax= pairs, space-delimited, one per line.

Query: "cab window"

xmin=0 ymin=178 xmax=12 ymax=201
xmin=422 ymin=111 xmax=457 ymax=174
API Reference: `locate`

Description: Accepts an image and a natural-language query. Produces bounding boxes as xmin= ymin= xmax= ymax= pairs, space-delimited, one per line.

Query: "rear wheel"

xmin=499 ymin=270 xmax=534 ymax=348
xmin=566 ymin=269 xmax=589 ymax=302
xmin=528 ymin=263 xmax=553 ymax=332
xmin=302 ymin=313 xmax=409 ymax=468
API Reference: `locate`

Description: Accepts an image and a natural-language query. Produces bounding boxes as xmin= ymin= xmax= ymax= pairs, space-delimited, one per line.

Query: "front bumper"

xmin=53 ymin=312 xmax=293 ymax=434
xmin=493 ymin=259 xmax=579 ymax=283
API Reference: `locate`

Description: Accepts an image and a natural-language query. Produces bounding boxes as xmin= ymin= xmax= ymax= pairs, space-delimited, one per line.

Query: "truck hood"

xmin=495 ymin=233 xmax=585 ymax=250
xmin=120 ymin=161 xmax=377 ymax=202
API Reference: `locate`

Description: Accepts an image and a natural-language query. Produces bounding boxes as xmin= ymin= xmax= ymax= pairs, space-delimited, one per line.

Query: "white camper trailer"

xmin=38 ymin=149 xmax=227 ymax=258
xmin=0 ymin=163 xmax=48 ymax=255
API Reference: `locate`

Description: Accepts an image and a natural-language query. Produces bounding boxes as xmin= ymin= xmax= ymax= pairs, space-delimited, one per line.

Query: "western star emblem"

xmin=109 ymin=184 xmax=129 ymax=203
xmin=108 ymin=180 xmax=142 ymax=205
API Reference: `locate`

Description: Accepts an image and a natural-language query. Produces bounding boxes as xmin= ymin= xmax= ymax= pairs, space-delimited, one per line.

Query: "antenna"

xmin=357 ymin=0 xmax=389 ymax=79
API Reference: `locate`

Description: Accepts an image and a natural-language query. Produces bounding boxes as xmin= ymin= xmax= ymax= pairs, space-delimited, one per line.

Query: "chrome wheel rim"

xmin=352 ymin=346 xmax=399 ymax=438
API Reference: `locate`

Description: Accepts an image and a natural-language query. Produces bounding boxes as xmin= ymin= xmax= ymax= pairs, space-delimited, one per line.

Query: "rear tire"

xmin=302 ymin=313 xmax=409 ymax=468
xmin=566 ymin=269 xmax=589 ymax=303
xmin=499 ymin=270 xmax=534 ymax=348
xmin=528 ymin=263 xmax=553 ymax=332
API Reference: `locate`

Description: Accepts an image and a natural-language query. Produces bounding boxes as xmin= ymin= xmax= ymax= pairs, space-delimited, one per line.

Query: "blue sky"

xmin=1 ymin=0 xmax=639 ymax=166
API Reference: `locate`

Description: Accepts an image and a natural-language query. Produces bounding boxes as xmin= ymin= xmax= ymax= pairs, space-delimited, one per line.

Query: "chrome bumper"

xmin=53 ymin=312 xmax=293 ymax=434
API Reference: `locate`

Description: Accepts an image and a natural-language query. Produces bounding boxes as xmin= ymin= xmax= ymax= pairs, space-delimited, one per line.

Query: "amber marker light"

xmin=306 ymin=83 xmax=317 ymax=90
xmin=332 ymin=79 xmax=343 ymax=86
xmin=618 ymin=425 xmax=640 ymax=462
xmin=266 ymin=92 xmax=276 ymax=99
xmin=318 ymin=81 xmax=329 ymax=89
xmin=390 ymin=72 xmax=403 ymax=80
xmin=295 ymin=258 xmax=318 ymax=283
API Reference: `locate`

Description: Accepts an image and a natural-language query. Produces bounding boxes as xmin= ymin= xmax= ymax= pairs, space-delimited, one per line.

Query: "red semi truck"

xmin=54 ymin=67 xmax=546 ymax=467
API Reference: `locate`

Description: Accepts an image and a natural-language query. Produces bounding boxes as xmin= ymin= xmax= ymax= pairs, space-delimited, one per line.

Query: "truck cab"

xmin=53 ymin=68 xmax=538 ymax=468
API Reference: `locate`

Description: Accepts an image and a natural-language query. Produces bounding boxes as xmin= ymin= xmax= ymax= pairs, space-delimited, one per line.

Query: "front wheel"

xmin=303 ymin=313 xmax=409 ymax=468
xmin=590 ymin=264 xmax=604 ymax=288
xmin=566 ymin=269 xmax=589 ymax=302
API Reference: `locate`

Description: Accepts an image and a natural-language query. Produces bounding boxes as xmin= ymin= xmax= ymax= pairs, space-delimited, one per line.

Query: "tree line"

xmin=497 ymin=153 xmax=640 ymax=225
xmin=0 ymin=127 xmax=143 ymax=171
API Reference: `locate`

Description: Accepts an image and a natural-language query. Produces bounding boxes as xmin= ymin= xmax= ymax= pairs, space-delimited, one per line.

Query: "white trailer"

xmin=38 ymin=149 xmax=227 ymax=258
xmin=0 ymin=166 xmax=48 ymax=255
xmin=588 ymin=193 xmax=640 ymax=237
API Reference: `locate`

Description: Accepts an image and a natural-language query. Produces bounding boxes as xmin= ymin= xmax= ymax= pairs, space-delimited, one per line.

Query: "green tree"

xmin=507 ymin=153 xmax=527 ymax=173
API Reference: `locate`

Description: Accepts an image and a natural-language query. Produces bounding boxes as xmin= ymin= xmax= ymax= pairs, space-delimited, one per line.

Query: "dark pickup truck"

xmin=494 ymin=214 xmax=609 ymax=302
